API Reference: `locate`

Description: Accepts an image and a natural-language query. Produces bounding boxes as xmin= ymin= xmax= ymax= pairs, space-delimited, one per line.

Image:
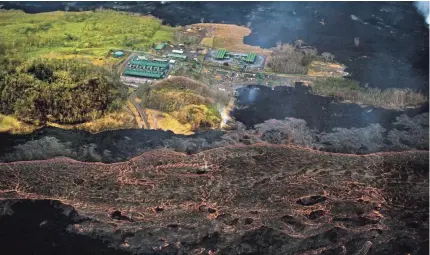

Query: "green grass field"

xmin=0 ymin=9 xmax=174 ymax=60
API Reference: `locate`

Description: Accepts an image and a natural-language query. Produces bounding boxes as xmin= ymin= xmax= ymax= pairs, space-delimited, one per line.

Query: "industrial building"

xmin=123 ymin=56 xmax=169 ymax=79
xmin=215 ymin=48 xmax=228 ymax=59
xmin=244 ymin=53 xmax=257 ymax=63
xmin=214 ymin=49 xmax=257 ymax=64
xmin=155 ymin=43 xmax=167 ymax=51
xmin=167 ymin=53 xmax=187 ymax=60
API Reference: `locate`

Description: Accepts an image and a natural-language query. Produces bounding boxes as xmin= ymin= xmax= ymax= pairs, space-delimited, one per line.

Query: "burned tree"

xmin=321 ymin=52 xmax=335 ymax=62
xmin=294 ymin=39 xmax=304 ymax=48
xmin=268 ymin=43 xmax=308 ymax=74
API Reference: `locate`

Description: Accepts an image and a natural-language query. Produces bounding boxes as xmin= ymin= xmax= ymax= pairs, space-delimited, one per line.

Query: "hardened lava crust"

xmin=0 ymin=144 xmax=428 ymax=255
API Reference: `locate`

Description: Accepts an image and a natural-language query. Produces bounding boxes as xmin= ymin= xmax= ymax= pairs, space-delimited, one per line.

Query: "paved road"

xmin=118 ymin=53 xmax=136 ymax=74
xmin=129 ymin=92 xmax=150 ymax=129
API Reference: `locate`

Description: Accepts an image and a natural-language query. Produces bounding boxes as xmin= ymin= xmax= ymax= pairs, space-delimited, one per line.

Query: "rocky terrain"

xmin=0 ymin=145 xmax=428 ymax=254
xmin=1 ymin=111 xmax=428 ymax=163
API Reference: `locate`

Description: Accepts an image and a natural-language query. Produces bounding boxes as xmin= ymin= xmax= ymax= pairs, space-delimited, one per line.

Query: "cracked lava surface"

xmin=0 ymin=144 xmax=428 ymax=254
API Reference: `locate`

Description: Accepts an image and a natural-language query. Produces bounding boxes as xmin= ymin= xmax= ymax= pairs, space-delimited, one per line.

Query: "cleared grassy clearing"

xmin=0 ymin=9 xmax=174 ymax=60
xmin=308 ymin=61 xmax=345 ymax=77
xmin=201 ymin=37 xmax=214 ymax=48
xmin=146 ymin=109 xmax=194 ymax=135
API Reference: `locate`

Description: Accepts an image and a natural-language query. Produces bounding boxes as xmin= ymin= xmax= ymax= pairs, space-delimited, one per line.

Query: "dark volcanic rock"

xmin=0 ymin=110 xmax=428 ymax=163
xmin=110 ymin=210 xmax=134 ymax=222
xmin=0 ymin=199 xmax=130 ymax=255
xmin=308 ymin=210 xmax=326 ymax=220
xmin=296 ymin=195 xmax=327 ymax=206
xmin=0 ymin=146 xmax=427 ymax=254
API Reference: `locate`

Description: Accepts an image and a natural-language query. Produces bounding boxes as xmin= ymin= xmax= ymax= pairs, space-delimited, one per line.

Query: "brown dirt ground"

xmin=194 ymin=23 xmax=272 ymax=55
xmin=307 ymin=61 xmax=346 ymax=77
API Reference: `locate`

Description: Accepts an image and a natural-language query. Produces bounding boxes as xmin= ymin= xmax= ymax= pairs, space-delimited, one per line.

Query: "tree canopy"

xmin=136 ymin=77 xmax=223 ymax=131
xmin=0 ymin=57 xmax=127 ymax=124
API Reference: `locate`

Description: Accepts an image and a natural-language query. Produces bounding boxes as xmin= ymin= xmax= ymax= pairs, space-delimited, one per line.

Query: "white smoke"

xmin=414 ymin=1 xmax=430 ymax=25
xmin=218 ymin=106 xmax=230 ymax=128
xmin=248 ymin=87 xmax=259 ymax=103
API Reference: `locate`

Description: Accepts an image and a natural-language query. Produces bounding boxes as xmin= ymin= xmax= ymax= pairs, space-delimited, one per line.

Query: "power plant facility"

xmin=123 ymin=56 xmax=170 ymax=79
xmin=121 ymin=43 xmax=264 ymax=82
xmin=214 ymin=48 xmax=258 ymax=64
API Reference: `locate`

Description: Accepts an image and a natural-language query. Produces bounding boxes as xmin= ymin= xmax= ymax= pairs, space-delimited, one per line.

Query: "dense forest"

xmin=0 ymin=57 xmax=127 ymax=124
xmin=136 ymin=77 xmax=226 ymax=131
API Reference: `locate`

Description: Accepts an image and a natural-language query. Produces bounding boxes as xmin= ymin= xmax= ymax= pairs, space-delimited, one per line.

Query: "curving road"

xmin=129 ymin=92 xmax=150 ymax=129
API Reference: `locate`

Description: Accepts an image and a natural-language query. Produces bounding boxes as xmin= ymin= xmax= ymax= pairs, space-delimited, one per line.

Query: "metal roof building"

xmin=130 ymin=58 xmax=169 ymax=68
xmin=123 ymin=69 xmax=164 ymax=79
xmin=167 ymin=53 xmax=187 ymax=60
xmin=155 ymin=43 xmax=167 ymax=50
xmin=244 ymin=53 xmax=257 ymax=63
xmin=124 ymin=57 xmax=169 ymax=79
xmin=215 ymin=48 xmax=227 ymax=59
xmin=114 ymin=51 xmax=124 ymax=57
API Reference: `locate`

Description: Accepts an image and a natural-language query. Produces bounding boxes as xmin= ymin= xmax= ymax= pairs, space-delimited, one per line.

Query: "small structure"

xmin=153 ymin=58 xmax=168 ymax=62
xmin=169 ymin=59 xmax=176 ymax=64
xmin=155 ymin=43 xmax=167 ymax=51
xmin=215 ymin=48 xmax=228 ymax=59
xmin=244 ymin=53 xmax=257 ymax=63
xmin=137 ymin=56 xmax=147 ymax=60
xmin=172 ymin=49 xmax=184 ymax=54
xmin=167 ymin=53 xmax=187 ymax=60
xmin=114 ymin=51 xmax=124 ymax=57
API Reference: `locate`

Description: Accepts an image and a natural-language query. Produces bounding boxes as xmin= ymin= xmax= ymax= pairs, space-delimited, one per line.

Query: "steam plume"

xmin=414 ymin=1 xmax=430 ymax=25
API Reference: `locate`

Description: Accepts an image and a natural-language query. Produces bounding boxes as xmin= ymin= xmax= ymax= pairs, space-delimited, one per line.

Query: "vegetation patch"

xmin=267 ymin=42 xmax=338 ymax=75
xmin=137 ymin=76 xmax=227 ymax=131
xmin=146 ymin=109 xmax=193 ymax=135
xmin=53 ymin=107 xmax=138 ymax=133
xmin=0 ymin=114 xmax=37 ymax=134
xmin=0 ymin=9 xmax=176 ymax=133
xmin=0 ymin=9 xmax=174 ymax=59
xmin=0 ymin=57 xmax=127 ymax=125
xmin=201 ymin=37 xmax=214 ymax=48
xmin=312 ymin=77 xmax=428 ymax=109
